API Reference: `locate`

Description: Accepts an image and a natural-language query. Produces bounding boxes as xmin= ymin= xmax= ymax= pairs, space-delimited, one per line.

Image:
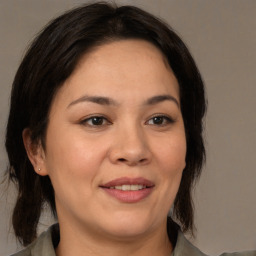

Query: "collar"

xmin=15 ymin=222 xmax=207 ymax=256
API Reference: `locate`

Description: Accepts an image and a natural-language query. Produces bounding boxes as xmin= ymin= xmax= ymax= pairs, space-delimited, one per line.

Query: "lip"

xmin=101 ymin=177 xmax=154 ymax=188
xmin=100 ymin=177 xmax=155 ymax=203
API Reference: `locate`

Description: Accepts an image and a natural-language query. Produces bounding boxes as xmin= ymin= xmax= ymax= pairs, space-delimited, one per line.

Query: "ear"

xmin=22 ymin=128 xmax=48 ymax=176
xmin=183 ymin=160 xmax=186 ymax=171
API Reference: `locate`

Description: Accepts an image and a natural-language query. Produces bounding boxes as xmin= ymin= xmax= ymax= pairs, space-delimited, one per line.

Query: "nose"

xmin=108 ymin=126 xmax=152 ymax=166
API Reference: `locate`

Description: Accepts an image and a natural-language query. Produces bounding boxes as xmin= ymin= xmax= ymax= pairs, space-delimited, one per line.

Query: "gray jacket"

xmin=10 ymin=224 xmax=256 ymax=256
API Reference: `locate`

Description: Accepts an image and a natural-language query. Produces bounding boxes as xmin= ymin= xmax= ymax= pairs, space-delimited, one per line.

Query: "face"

xmin=35 ymin=40 xmax=186 ymax=240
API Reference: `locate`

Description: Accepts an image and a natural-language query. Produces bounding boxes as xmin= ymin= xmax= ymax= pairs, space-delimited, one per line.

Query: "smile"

xmin=100 ymin=177 xmax=155 ymax=203
xmin=109 ymin=185 xmax=146 ymax=191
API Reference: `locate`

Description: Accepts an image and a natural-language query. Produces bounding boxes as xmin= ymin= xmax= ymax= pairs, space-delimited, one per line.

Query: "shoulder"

xmin=9 ymin=248 xmax=31 ymax=256
xmin=172 ymin=230 xmax=208 ymax=256
xmin=173 ymin=231 xmax=256 ymax=256
xmin=9 ymin=248 xmax=30 ymax=256
xmin=220 ymin=252 xmax=256 ymax=256
xmin=9 ymin=224 xmax=59 ymax=256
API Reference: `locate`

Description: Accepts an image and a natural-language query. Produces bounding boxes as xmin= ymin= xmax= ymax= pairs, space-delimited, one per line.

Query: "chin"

xmin=99 ymin=212 xmax=158 ymax=240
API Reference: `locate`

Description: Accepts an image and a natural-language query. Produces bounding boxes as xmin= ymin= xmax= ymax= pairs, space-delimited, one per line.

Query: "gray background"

xmin=0 ymin=0 xmax=255 ymax=255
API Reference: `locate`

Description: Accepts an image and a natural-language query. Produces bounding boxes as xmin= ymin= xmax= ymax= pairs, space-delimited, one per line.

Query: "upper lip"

xmin=100 ymin=177 xmax=155 ymax=188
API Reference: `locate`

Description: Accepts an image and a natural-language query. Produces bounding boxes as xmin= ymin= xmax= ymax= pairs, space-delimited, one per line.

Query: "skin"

xmin=24 ymin=39 xmax=186 ymax=256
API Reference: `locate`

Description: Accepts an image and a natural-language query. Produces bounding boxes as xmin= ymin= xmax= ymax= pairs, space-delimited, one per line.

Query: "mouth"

xmin=100 ymin=177 xmax=155 ymax=203
xmin=108 ymin=184 xmax=148 ymax=191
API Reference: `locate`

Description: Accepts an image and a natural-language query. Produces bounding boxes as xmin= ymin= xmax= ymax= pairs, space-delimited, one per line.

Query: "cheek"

xmin=149 ymin=134 xmax=186 ymax=219
xmin=43 ymin=127 xmax=107 ymax=186
xmin=155 ymin=132 xmax=186 ymax=198
xmin=155 ymin=134 xmax=186 ymax=174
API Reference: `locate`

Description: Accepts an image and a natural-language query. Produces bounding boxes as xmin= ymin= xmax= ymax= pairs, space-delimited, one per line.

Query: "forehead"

xmin=74 ymin=39 xmax=171 ymax=77
xmin=54 ymin=39 xmax=179 ymax=107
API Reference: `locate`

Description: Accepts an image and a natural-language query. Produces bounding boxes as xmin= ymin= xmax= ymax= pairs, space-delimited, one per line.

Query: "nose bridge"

xmin=109 ymin=120 xmax=151 ymax=165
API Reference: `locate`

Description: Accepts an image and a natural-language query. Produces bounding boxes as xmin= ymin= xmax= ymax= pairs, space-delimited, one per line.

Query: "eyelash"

xmin=80 ymin=114 xmax=174 ymax=127
xmin=80 ymin=116 xmax=111 ymax=127
xmin=146 ymin=115 xmax=175 ymax=126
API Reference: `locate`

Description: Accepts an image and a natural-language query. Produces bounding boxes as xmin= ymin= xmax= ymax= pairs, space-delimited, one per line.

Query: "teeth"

xmin=110 ymin=184 xmax=146 ymax=191
xmin=131 ymin=185 xmax=143 ymax=191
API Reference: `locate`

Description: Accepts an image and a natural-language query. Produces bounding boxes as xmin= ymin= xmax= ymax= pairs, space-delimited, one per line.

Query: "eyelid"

xmin=146 ymin=114 xmax=175 ymax=125
xmin=80 ymin=115 xmax=112 ymax=127
xmin=78 ymin=113 xmax=175 ymax=127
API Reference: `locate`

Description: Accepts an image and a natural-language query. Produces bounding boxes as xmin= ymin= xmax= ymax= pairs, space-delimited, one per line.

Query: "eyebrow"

xmin=67 ymin=94 xmax=179 ymax=108
xmin=145 ymin=95 xmax=179 ymax=107
xmin=67 ymin=95 xmax=118 ymax=108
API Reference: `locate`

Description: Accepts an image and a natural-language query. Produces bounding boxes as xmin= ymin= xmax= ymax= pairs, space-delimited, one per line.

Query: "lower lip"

xmin=101 ymin=187 xmax=154 ymax=203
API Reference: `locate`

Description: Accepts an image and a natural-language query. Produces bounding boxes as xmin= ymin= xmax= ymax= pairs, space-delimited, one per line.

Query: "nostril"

xmin=117 ymin=157 xmax=148 ymax=165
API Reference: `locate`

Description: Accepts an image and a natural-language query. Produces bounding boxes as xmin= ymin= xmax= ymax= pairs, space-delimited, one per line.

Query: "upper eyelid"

xmin=80 ymin=115 xmax=111 ymax=125
xmin=79 ymin=113 xmax=175 ymax=125
xmin=149 ymin=114 xmax=172 ymax=118
xmin=146 ymin=115 xmax=175 ymax=125
xmin=147 ymin=114 xmax=175 ymax=121
xmin=80 ymin=114 xmax=109 ymax=121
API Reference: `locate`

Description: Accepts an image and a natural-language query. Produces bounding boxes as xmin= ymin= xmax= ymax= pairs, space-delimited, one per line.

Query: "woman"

xmin=5 ymin=2 xmax=255 ymax=256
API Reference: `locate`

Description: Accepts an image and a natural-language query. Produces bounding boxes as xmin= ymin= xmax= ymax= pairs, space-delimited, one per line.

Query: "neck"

xmin=56 ymin=220 xmax=173 ymax=256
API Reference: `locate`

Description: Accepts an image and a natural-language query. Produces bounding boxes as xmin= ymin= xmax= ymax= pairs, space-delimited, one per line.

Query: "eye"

xmin=147 ymin=115 xmax=174 ymax=126
xmin=80 ymin=116 xmax=110 ymax=127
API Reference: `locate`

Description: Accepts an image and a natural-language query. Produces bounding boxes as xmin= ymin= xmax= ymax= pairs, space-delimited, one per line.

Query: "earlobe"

xmin=22 ymin=128 xmax=48 ymax=176
xmin=184 ymin=161 xmax=186 ymax=170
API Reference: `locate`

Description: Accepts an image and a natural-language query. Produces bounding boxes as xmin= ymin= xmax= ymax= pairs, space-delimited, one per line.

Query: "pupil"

xmin=92 ymin=117 xmax=103 ymax=125
xmin=153 ymin=117 xmax=163 ymax=124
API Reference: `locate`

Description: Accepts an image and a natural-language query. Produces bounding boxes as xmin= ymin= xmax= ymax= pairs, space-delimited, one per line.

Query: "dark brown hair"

xmin=5 ymin=2 xmax=206 ymax=246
